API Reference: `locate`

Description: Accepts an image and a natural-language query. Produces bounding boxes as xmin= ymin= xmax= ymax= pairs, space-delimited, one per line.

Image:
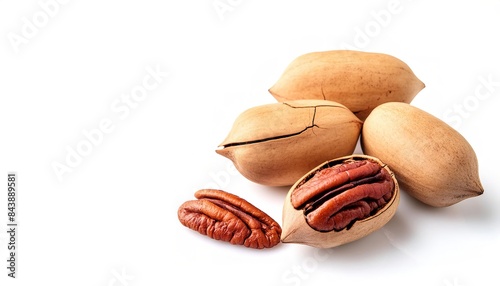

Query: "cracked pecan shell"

xmin=178 ymin=189 xmax=281 ymax=249
xmin=281 ymin=155 xmax=399 ymax=248
xmin=216 ymin=100 xmax=362 ymax=186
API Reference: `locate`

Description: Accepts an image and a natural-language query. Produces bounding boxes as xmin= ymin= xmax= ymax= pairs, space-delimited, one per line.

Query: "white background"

xmin=1 ymin=1 xmax=499 ymax=285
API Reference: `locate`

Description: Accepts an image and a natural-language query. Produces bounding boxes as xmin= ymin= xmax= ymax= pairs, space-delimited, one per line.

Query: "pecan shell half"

xmin=281 ymin=155 xmax=399 ymax=248
xmin=178 ymin=189 xmax=282 ymax=249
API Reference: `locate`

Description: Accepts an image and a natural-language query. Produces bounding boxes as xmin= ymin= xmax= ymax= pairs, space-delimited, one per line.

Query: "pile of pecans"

xmin=178 ymin=50 xmax=483 ymax=249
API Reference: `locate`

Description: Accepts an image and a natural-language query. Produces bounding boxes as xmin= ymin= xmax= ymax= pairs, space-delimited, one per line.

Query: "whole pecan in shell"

xmin=178 ymin=189 xmax=281 ymax=249
xmin=268 ymin=50 xmax=425 ymax=121
xmin=362 ymin=102 xmax=483 ymax=207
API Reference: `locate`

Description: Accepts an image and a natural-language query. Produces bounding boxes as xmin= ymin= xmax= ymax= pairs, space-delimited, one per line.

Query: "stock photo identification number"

xmin=7 ymin=173 xmax=17 ymax=278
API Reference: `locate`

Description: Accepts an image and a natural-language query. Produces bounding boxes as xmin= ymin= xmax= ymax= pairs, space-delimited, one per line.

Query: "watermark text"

xmin=51 ymin=64 xmax=169 ymax=182
xmin=7 ymin=0 xmax=70 ymax=54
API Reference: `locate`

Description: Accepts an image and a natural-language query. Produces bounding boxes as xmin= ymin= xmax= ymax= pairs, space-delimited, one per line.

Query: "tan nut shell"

xmin=216 ymin=100 xmax=362 ymax=187
xmin=269 ymin=50 xmax=425 ymax=121
xmin=281 ymin=154 xmax=400 ymax=248
xmin=361 ymin=102 xmax=484 ymax=207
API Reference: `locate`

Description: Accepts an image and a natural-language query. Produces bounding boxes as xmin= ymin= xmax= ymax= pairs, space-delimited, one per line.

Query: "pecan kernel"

xmin=281 ymin=155 xmax=399 ymax=248
xmin=178 ymin=189 xmax=281 ymax=249
xmin=292 ymin=158 xmax=395 ymax=232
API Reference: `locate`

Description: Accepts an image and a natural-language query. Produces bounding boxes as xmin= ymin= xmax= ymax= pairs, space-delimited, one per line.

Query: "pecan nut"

xmin=361 ymin=102 xmax=483 ymax=207
xmin=292 ymin=159 xmax=394 ymax=232
xmin=178 ymin=189 xmax=282 ymax=249
xmin=281 ymin=155 xmax=399 ymax=248
xmin=216 ymin=100 xmax=362 ymax=186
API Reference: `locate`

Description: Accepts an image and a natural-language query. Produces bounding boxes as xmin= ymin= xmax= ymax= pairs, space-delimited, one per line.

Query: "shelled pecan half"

xmin=178 ymin=189 xmax=282 ymax=249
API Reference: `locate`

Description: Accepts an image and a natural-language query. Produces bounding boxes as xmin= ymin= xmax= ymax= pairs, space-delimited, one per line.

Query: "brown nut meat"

xmin=281 ymin=155 xmax=399 ymax=248
xmin=178 ymin=189 xmax=282 ymax=249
